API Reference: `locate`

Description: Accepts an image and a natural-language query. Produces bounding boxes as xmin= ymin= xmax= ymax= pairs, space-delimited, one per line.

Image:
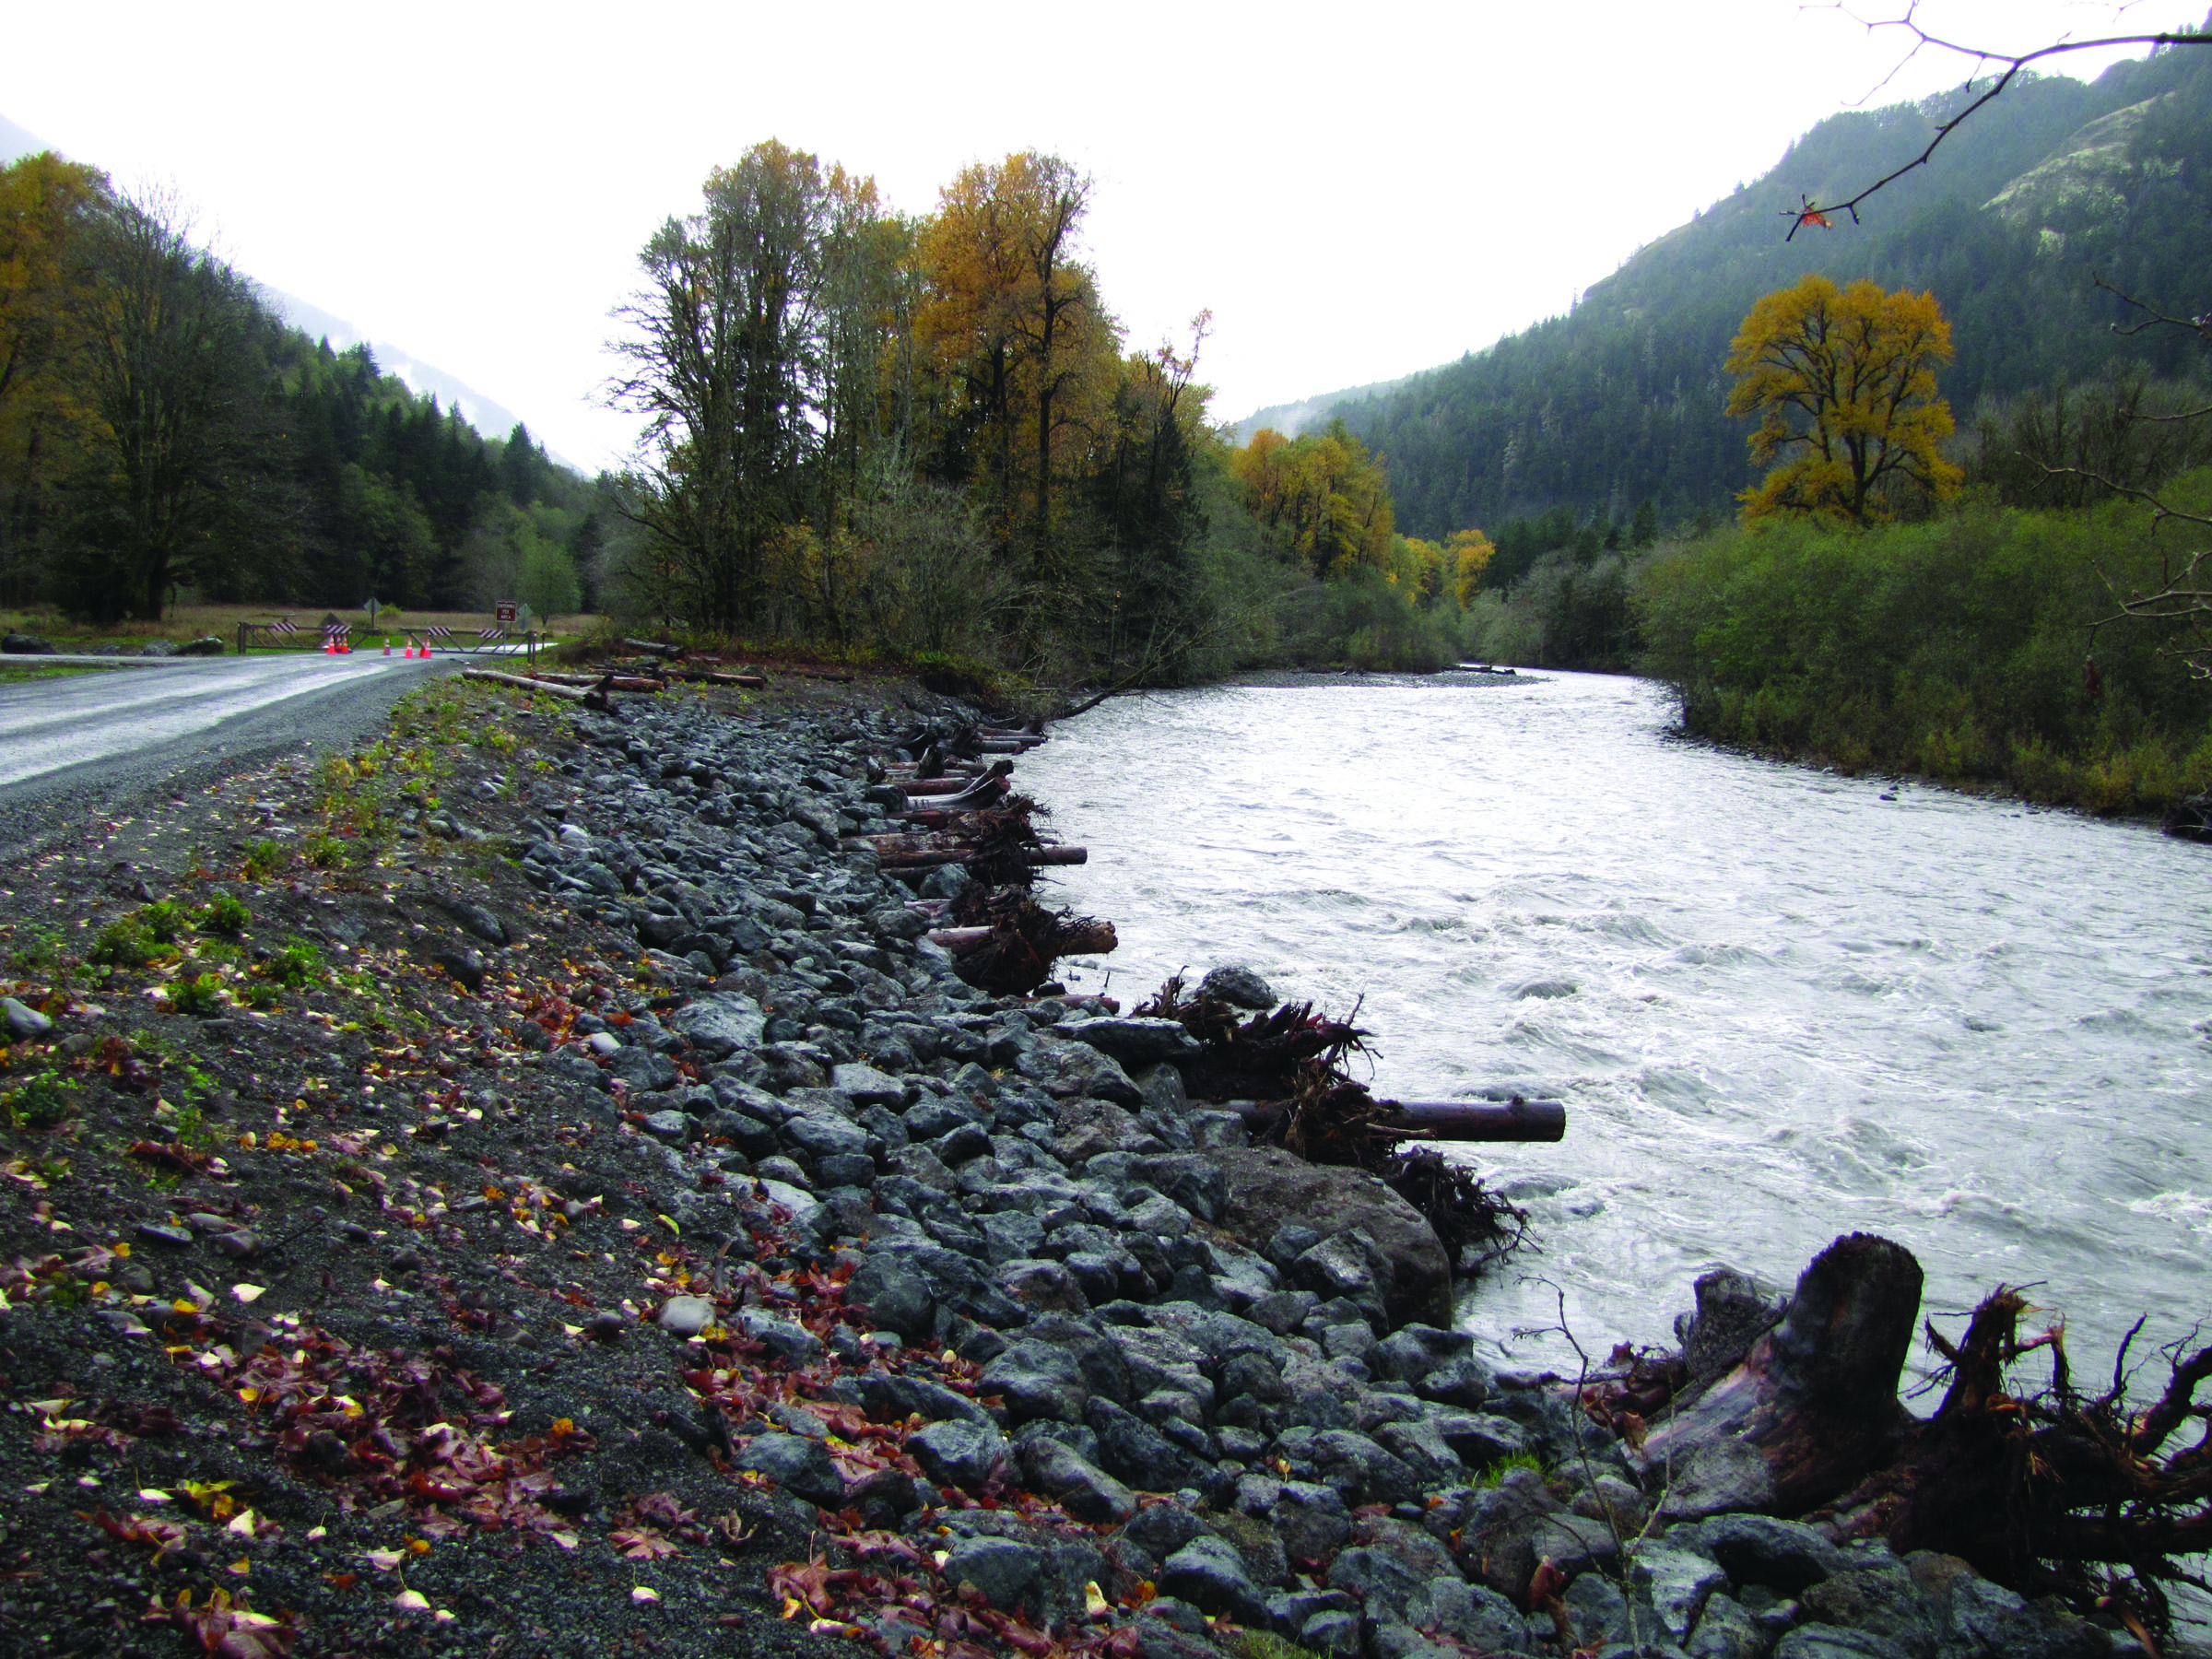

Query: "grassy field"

xmin=0 ymin=604 xmax=604 ymax=654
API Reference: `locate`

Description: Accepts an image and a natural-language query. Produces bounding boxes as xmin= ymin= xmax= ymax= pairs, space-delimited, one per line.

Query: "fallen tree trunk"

xmin=460 ymin=668 xmax=597 ymax=704
xmin=873 ymin=845 xmax=1087 ymax=871
xmin=1226 ymin=1098 xmax=1566 ymax=1142
xmin=620 ymin=637 xmax=685 ymax=658
xmin=924 ymin=926 xmax=994 ymax=954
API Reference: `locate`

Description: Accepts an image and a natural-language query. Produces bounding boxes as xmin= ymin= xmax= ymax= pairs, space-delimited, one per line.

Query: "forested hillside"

xmin=0 ymin=152 xmax=600 ymax=622
xmin=1341 ymin=33 xmax=2212 ymax=536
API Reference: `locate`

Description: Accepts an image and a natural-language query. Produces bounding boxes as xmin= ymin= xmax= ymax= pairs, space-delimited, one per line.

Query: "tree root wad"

xmin=1621 ymin=1230 xmax=2212 ymax=1645
xmin=1134 ymin=974 xmax=1529 ymax=1269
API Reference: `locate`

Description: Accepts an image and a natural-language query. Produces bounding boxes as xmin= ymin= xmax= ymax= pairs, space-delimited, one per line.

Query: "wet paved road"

xmin=0 ymin=652 xmax=466 ymax=860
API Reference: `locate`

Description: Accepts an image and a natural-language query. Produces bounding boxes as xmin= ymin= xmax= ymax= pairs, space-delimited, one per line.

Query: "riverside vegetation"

xmin=0 ymin=667 xmax=2205 ymax=1659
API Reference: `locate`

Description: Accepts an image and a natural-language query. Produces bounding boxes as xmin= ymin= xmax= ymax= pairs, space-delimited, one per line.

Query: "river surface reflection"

xmin=1015 ymin=671 xmax=2212 ymax=1377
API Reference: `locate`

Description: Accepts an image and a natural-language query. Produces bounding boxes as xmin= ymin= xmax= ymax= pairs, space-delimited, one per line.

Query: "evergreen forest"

xmin=0 ymin=155 xmax=603 ymax=624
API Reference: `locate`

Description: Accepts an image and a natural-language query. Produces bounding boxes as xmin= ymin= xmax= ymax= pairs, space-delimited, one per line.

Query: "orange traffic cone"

xmin=323 ymin=636 xmax=335 ymax=654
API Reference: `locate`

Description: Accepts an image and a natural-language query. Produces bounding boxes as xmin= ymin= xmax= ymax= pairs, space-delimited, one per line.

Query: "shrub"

xmin=242 ymin=840 xmax=289 ymax=879
xmin=2 ymin=1071 xmax=77 ymax=1131
xmin=88 ymin=919 xmax=158 ymax=969
xmin=168 ymin=973 xmax=225 ymax=1018
xmin=137 ymin=900 xmax=185 ymax=945
xmin=264 ymin=940 xmax=324 ymax=990
xmin=302 ymin=833 xmax=351 ymax=870
xmin=197 ymin=894 xmax=252 ymax=938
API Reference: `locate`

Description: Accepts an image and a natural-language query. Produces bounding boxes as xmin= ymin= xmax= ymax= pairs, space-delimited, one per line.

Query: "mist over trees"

xmin=0 ymin=154 xmax=601 ymax=622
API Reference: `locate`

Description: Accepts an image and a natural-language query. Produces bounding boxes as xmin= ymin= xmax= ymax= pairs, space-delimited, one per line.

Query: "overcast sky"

xmin=3 ymin=1 xmax=2198 ymax=469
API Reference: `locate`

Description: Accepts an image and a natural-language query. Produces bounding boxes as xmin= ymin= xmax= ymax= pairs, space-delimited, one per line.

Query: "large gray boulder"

xmin=1215 ymin=1146 xmax=1451 ymax=1327
xmin=667 ymin=992 xmax=766 ymax=1058
xmin=1057 ymin=1017 xmax=1204 ymax=1066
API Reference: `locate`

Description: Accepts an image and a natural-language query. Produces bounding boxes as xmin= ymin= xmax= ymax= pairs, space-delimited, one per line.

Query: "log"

xmin=1220 ymin=1098 xmax=1566 ymax=1142
xmin=620 ymin=636 xmax=685 ymax=657
xmin=702 ymin=670 xmax=767 ymax=688
xmin=1388 ymin=1099 xmax=1566 ymax=1141
xmin=1634 ymin=1232 xmax=1924 ymax=1520
xmin=870 ymin=845 xmax=1087 ymax=870
xmin=925 ymin=926 xmax=994 ymax=955
xmin=461 ymin=668 xmax=594 ymax=702
xmin=604 ymin=675 xmax=666 ymax=693
xmin=900 ymin=759 xmax=1014 ymax=795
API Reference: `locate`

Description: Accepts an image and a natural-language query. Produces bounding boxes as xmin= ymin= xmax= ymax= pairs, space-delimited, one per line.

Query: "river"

xmin=1014 ymin=670 xmax=2212 ymax=1382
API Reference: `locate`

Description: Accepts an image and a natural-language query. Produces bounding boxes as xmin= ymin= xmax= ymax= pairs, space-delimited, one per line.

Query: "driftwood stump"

xmin=1637 ymin=1232 xmax=1924 ymax=1518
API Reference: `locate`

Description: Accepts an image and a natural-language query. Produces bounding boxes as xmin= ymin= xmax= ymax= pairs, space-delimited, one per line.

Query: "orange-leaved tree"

xmin=1724 ymin=274 xmax=1962 ymax=524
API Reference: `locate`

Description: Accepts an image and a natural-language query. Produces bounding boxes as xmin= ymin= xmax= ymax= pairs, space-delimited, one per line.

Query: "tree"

xmin=1724 ymin=275 xmax=1962 ymax=524
xmin=57 ymin=190 xmax=288 ymax=620
xmin=610 ymin=141 xmax=844 ymax=629
xmin=917 ymin=152 xmax=1116 ymax=570
xmin=1230 ymin=419 xmax=1395 ymax=578
xmin=0 ymin=152 xmax=105 ymax=602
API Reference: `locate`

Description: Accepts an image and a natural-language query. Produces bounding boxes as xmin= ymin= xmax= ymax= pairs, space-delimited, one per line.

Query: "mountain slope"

xmin=1331 ymin=41 xmax=2212 ymax=536
xmin=1 ymin=114 xmax=553 ymax=459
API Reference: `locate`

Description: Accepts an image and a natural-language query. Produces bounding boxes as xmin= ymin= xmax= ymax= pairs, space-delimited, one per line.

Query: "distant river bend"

xmin=1015 ymin=671 xmax=2212 ymax=1375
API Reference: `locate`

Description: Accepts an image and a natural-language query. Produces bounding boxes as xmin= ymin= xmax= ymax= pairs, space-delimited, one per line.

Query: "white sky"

xmin=3 ymin=1 xmax=2199 ymax=470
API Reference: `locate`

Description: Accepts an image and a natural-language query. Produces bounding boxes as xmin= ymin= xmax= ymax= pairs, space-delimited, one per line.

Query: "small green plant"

xmin=302 ymin=832 xmax=351 ymax=870
xmin=137 ymin=900 xmax=185 ymax=945
xmin=1234 ymin=1635 xmax=1327 ymax=1659
xmin=264 ymin=940 xmax=324 ymax=990
xmin=1479 ymin=1451 xmax=1545 ymax=1488
xmin=240 ymin=980 xmax=284 ymax=1011
xmin=2 ymin=1071 xmax=78 ymax=1131
xmin=88 ymin=919 xmax=159 ymax=969
xmin=170 ymin=1099 xmax=217 ymax=1151
xmin=169 ymin=973 xmax=225 ymax=1018
xmin=242 ymin=840 xmax=289 ymax=879
xmin=198 ymin=894 xmax=252 ymax=937
xmin=8 ymin=926 xmax=69 ymax=976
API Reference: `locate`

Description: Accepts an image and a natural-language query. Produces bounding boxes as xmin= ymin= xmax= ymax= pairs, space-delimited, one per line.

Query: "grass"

xmin=0 ymin=662 xmax=120 ymax=683
xmin=0 ymin=602 xmax=604 ymax=656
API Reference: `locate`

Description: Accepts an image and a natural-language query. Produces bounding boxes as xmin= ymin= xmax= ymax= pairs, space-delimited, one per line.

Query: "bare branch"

xmin=1783 ymin=8 xmax=2207 ymax=237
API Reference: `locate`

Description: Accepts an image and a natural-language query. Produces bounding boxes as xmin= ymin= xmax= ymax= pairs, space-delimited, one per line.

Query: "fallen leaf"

xmin=631 ymin=1585 xmax=661 ymax=1604
xmin=231 ymin=1284 xmax=266 ymax=1305
xmin=227 ymin=1558 xmax=252 ymax=1575
xmin=393 ymin=1589 xmax=430 ymax=1611
xmin=363 ymin=1548 xmax=404 ymax=1571
xmin=227 ymin=1509 xmax=257 ymax=1537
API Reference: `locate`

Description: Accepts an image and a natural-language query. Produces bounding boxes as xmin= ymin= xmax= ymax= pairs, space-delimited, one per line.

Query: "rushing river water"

xmin=1015 ymin=671 xmax=2212 ymax=1381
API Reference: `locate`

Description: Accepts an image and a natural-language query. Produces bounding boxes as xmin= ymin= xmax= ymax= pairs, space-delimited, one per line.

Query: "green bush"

xmin=88 ymin=919 xmax=158 ymax=969
xmin=197 ymin=894 xmax=252 ymax=938
xmin=264 ymin=940 xmax=324 ymax=990
xmin=242 ymin=840 xmax=289 ymax=879
xmin=169 ymin=973 xmax=225 ymax=1018
xmin=2 ymin=1071 xmax=77 ymax=1131
xmin=1633 ymin=478 xmax=2212 ymax=814
xmin=137 ymin=900 xmax=185 ymax=945
xmin=302 ymin=832 xmax=351 ymax=870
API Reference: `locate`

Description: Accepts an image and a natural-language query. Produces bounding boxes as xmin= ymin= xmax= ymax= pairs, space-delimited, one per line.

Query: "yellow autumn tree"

xmin=1445 ymin=528 xmax=1495 ymax=603
xmin=1724 ymin=275 xmax=1962 ymax=524
xmin=1230 ymin=419 xmax=1394 ymax=580
xmin=915 ymin=152 xmax=1119 ymax=569
xmin=0 ymin=152 xmax=107 ymax=598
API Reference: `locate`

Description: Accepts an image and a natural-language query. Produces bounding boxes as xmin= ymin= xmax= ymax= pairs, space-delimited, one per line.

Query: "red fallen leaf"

xmin=613 ymin=1526 xmax=681 ymax=1560
xmin=129 ymin=1140 xmax=212 ymax=1174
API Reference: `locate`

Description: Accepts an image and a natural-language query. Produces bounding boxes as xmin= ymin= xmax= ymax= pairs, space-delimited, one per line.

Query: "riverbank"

xmin=0 ymin=667 xmax=2189 ymax=1658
